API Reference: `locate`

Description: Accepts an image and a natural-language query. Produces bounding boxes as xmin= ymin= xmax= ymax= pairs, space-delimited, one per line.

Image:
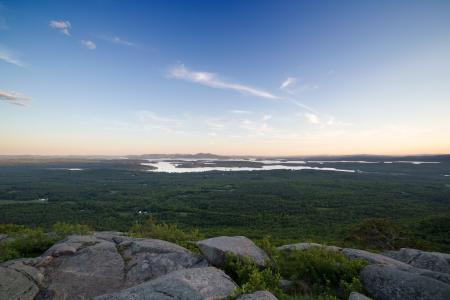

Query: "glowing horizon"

xmin=1 ymin=1 xmax=450 ymax=156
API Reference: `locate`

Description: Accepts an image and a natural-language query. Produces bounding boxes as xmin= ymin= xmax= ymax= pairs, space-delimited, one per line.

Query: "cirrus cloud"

xmin=81 ymin=40 xmax=96 ymax=50
xmin=168 ymin=64 xmax=278 ymax=100
xmin=280 ymin=77 xmax=297 ymax=90
xmin=0 ymin=45 xmax=24 ymax=67
xmin=0 ymin=90 xmax=31 ymax=106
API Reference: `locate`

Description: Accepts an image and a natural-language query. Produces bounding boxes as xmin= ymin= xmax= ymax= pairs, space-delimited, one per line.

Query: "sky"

xmin=1 ymin=0 xmax=450 ymax=156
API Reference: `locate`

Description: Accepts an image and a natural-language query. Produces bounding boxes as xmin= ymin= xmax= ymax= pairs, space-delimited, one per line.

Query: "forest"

xmin=0 ymin=157 xmax=449 ymax=251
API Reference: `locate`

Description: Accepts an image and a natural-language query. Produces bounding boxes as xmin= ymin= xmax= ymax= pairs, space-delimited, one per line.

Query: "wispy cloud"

xmin=239 ymin=118 xmax=276 ymax=137
xmin=137 ymin=110 xmax=182 ymax=132
xmin=289 ymin=99 xmax=315 ymax=113
xmin=103 ymin=36 xmax=136 ymax=47
xmin=304 ymin=113 xmax=320 ymax=124
xmin=0 ymin=90 xmax=31 ymax=106
xmin=0 ymin=45 xmax=24 ymax=67
xmin=296 ymin=83 xmax=319 ymax=93
xmin=280 ymin=77 xmax=297 ymax=90
xmin=262 ymin=114 xmax=272 ymax=121
xmin=281 ymin=76 xmax=318 ymax=95
xmin=49 ymin=20 xmax=71 ymax=36
xmin=303 ymin=112 xmax=350 ymax=128
xmin=81 ymin=40 xmax=96 ymax=50
xmin=229 ymin=110 xmax=253 ymax=115
xmin=168 ymin=64 xmax=278 ymax=99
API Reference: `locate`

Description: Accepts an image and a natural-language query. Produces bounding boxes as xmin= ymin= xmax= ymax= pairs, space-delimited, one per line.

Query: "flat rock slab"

xmin=0 ymin=266 xmax=40 ymax=300
xmin=197 ymin=236 xmax=268 ymax=267
xmin=342 ymin=248 xmax=412 ymax=269
xmin=382 ymin=248 xmax=450 ymax=274
xmin=118 ymin=238 xmax=208 ymax=286
xmin=35 ymin=233 xmax=208 ymax=299
xmin=278 ymin=242 xmax=341 ymax=252
xmin=237 ymin=291 xmax=278 ymax=300
xmin=40 ymin=238 xmax=125 ymax=300
xmin=348 ymin=292 xmax=372 ymax=300
xmin=361 ymin=264 xmax=450 ymax=300
xmin=0 ymin=234 xmax=7 ymax=243
xmin=94 ymin=267 xmax=237 ymax=300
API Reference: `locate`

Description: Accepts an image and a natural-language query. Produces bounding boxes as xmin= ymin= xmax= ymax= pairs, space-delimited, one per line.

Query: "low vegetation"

xmin=224 ymin=243 xmax=367 ymax=299
xmin=128 ymin=217 xmax=204 ymax=252
xmin=224 ymin=253 xmax=283 ymax=298
xmin=0 ymin=223 xmax=92 ymax=262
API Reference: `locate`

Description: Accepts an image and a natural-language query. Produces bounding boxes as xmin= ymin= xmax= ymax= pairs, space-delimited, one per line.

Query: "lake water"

xmin=142 ymin=160 xmax=355 ymax=173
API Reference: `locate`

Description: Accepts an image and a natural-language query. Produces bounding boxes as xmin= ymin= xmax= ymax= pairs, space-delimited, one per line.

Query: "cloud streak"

xmin=49 ymin=20 xmax=71 ymax=36
xmin=137 ymin=110 xmax=183 ymax=133
xmin=281 ymin=77 xmax=318 ymax=95
xmin=0 ymin=90 xmax=31 ymax=106
xmin=303 ymin=112 xmax=350 ymax=128
xmin=106 ymin=36 xmax=136 ymax=47
xmin=280 ymin=77 xmax=297 ymax=90
xmin=0 ymin=45 xmax=24 ymax=67
xmin=168 ymin=64 xmax=278 ymax=99
xmin=81 ymin=40 xmax=96 ymax=50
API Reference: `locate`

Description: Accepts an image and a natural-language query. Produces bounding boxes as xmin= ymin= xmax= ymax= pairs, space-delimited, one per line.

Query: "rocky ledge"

xmin=1 ymin=232 xmax=450 ymax=300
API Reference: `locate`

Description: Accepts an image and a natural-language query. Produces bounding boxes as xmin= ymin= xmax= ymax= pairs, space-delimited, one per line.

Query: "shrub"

xmin=0 ymin=222 xmax=92 ymax=263
xmin=0 ymin=224 xmax=28 ymax=234
xmin=224 ymin=253 xmax=283 ymax=298
xmin=52 ymin=222 xmax=92 ymax=237
xmin=0 ymin=227 xmax=57 ymax=262
xmin=344 ymin=218 xmax=416 ymax=251
xmin=257 ymin=235 xmax=277 ymax=259
xmin=275 ymin=247 xmax=367 ymax=299
xmin=129 ymin=217 xmax=204 ymax=252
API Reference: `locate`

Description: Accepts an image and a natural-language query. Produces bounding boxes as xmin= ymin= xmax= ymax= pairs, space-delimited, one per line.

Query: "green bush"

xmin=0 ymin=222 xmax=93 ymax=263
xmin=275 ymin=247 xmax=367 ymax=299
xmin=224 ymin=253 xmax=283 ymax=298
xmin=344 ymin=218 xmax=420 ymax=251
xmin=0 ymin=227 xmax=57 ymax=262
xmin=257 ymin=235 xmax=278 ymax=259
xmin=52 ymin=222 xmax=92 ymax=237
xmin=129 ymin=217 xmax=204 ymax=252
xmin=0 ymin=224 xmax=29 ymax=234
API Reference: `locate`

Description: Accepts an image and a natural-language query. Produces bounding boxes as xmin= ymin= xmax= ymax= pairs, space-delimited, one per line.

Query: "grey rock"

xmin=237 ymin=291 xmax=278 ymax=300
xmin=42 ymin=234 xmax=97 ymax=257
xmin=414 ymin=268 xmax=450 ymax=285
xmin=277 ymin=242 xmax=322 ymax=251
xmin=0 ymin=234 xmax=7 ymax=243
xmin=94 ymin=231 xmax=127 ymax=244
xmin=278 ymin=242 xmax=342 ymax=252
xmin=342 ymin=248 xmax=412 ymax=269
xmin=118 ymin=238 xmax=208 ymax=286
xmin=34 ymin=233 xmax=208 ymax=299
xmin=348 ymin=292 xmax=372 ymax=300
xmin=94 ymin=267 xmax=237 ymax=300
xmin=279 ymin=279 xmax=294 ymax=292
xmin=197 ymin=236 xmax=268 ymax=267
xmin=0 ymin=266 xmax=40 ymax=300
xmin=1 ymin=259 xmax=44 ymax=286
xmin=382 ymin=248 xmax=450 ymax=274
xmin=361 ymin=264 xmax=450 ymax=300
xmin=0 ymin=234 xmax=14 ymax=244
xmin=39 ymin=237 xmax=125 ymax=300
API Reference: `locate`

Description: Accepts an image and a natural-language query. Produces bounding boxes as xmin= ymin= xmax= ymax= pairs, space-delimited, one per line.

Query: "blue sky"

xmin=1 ymin=0 xmax=450 ymax=155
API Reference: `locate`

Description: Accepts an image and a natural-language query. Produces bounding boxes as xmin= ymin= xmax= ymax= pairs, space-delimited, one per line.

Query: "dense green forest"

xmin=0 ymin=158 xmax=449 ymax=251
